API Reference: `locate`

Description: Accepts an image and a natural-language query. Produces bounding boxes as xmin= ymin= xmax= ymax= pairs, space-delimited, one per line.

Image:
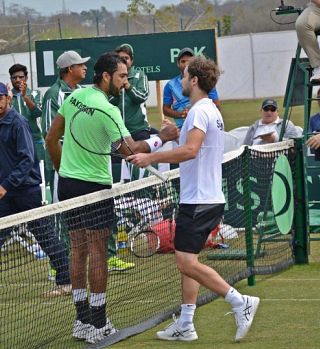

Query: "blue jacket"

xmin=0 ymin=107 xmax=41 ymax=194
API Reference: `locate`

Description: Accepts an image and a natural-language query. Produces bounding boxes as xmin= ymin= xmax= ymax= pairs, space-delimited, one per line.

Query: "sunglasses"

xmin=263 ymin=106 xmax=277 ymax=112
xmin=11 ymin=75 xmax=26 ymax=80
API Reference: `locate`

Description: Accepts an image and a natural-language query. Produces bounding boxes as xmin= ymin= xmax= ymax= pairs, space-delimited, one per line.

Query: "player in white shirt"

xmin=128 ymin=56 xmax=259 ymax=343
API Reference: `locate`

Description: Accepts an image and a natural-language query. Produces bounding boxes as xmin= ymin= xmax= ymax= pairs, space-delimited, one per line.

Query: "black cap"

xmin=261 ymin=99 xmax=277 ymax=109
xmin=177 ymin=47 xmax=194 ymax=61
xmin=0 ymin=82 xmax=8 ymax=96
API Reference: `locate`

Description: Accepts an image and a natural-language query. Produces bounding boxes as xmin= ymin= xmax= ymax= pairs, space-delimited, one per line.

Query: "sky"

xmin=6 ymin=0 xmax=184 ymax=15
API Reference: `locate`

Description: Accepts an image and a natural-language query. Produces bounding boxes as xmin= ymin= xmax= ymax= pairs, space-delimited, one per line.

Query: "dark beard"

xmin=109 ymin=80 xmax=120 ymax=97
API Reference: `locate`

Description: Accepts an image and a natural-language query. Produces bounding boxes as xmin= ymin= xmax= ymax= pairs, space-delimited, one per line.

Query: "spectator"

xmin=8 ymin=64 xmax=44 ymax=163
xmin=45 ymin=52 xmax=178 ymax=344
xmin=42 ymin=50 xmax=90 ymax=199
xmin=0 ymin=82 xmax=71 ymax=296
xmin=163 ymin=47 xmax=221 ymax=129
xmin=309 ymin=88 xmax=320 ymax=132
xmin=106 ymin=44 xmax=148 ymax=270
xmin=110 ymin=44 xmax=151 ymax=141
xmin=295 ymin=0 xmax=320 ymax=82
xmin=243 ymin=99 xmax=298 ymax=146
xmin=307 ymin=89 xmax=320 ymax=154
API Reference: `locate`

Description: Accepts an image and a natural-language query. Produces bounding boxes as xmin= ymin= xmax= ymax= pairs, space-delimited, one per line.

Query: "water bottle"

xmin=116 ymin=227 xmax=129 ymax=257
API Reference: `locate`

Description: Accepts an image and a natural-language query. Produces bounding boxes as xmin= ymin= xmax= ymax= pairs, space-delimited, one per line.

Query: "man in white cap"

xmin=41 ymin=50 xmax=90 ymax=294
xmin=42 ymin=50 xmax=90 ymax=200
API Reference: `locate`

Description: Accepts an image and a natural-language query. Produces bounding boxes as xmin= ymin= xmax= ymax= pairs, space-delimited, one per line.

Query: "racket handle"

xmin=145 ymin=165 xmax=168 ymax=182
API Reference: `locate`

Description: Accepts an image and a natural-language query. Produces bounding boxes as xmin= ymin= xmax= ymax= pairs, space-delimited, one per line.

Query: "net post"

xmin=293 ymin=138 xmax=309 ymax=264
xmin=242 ymin=146 xmax=255 ymax=286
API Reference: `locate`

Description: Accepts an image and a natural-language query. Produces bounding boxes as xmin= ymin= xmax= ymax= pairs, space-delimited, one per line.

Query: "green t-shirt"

xmin=58 ymin=86 xmax=130 ymax=185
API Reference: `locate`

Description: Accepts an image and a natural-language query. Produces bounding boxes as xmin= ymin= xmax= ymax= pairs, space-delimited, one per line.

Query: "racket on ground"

xmin=69 ymin=107 xmax=168 ymax=182
xmin=129 ymin=229 xmax=160 ymax=258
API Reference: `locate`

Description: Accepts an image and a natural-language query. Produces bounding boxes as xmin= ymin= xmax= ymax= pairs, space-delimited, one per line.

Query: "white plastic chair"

xmin=229 ymin=126 xmax=250 ymax=145
xmin=224 ymin=132 xmax=241 ymax=153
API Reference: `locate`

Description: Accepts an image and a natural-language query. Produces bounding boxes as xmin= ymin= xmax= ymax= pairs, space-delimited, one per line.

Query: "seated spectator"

xmin=243 ymin=99 xmax=299 ymax=146
xmin=309 ymin=88 xmax=320 ymax=133
xmin=295 ymin=0 xmax=320 ymax=82
xmin=307 ymin=88 xmax=320 ymax=157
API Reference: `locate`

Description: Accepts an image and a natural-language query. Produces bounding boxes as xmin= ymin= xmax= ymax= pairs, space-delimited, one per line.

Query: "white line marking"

xmin=255 ymin=278 xmax=320 ymax=281
xmin=262 ymin=299 xmax=320 ymax=301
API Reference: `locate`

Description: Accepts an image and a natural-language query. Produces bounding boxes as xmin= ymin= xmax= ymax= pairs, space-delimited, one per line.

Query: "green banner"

xmin=35 ymin=29 xmax=216 ymax=87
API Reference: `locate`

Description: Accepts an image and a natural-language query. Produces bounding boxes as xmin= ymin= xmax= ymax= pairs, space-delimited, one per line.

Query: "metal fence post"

xmin=293 ymin=138 xmax=309 ymax=264
xmin=243 ymin=146 xmax=255 ymax=286
xmin=27 ymin=21 xmax=33 ymax=90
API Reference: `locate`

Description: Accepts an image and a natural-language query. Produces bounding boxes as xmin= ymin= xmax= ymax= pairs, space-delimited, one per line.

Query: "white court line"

xmin=262 ymin=299 xmax=320 ymax=301
xmin=255 ymin=278 xmax=320 ymax=281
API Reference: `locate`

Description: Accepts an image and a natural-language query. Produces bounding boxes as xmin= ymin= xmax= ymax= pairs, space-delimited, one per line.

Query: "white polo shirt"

xmin=179 ymin=98 xmax=226 ymax=204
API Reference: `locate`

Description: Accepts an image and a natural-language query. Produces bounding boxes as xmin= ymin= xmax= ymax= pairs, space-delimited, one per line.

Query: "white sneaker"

xmin=73 ymin=320 xmax=90 ymax=340
xmin=156 ymin=315 xmax=198 ymax=341
xmin=310 ymin=67 xmax=320 ymax=82
xmin=86 ymin=318 xmax=118 ymax=344
xmin=233 ymin=295 xmax=260 ymax=342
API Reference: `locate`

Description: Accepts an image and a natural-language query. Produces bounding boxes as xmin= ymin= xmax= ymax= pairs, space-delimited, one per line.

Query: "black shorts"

xmin=58 ymin=176 xmax=114 ymax=231
xmin=174 ymin=203 xmax=225 ymax=254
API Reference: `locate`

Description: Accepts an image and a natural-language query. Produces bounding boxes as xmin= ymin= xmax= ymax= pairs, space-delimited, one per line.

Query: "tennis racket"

xmin=69 ymin=107 xmax=168 ymax=182
xmin=129 ymin=229 xmax=160 ymax=258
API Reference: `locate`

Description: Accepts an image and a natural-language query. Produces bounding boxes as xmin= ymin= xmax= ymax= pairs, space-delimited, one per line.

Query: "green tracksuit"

xmin=11 ymin=87 xmax=44 ymax=161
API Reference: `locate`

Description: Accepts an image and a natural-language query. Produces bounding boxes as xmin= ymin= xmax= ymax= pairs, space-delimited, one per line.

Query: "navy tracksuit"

xmin=0 ymin=107 xmax=70 ymax=285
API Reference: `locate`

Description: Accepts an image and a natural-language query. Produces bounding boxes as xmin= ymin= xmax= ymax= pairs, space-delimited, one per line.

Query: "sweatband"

xmin=144 ymin=136 xmax=163 ymax=152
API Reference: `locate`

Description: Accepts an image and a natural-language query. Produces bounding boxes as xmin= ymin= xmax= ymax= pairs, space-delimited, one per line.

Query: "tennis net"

xmin=0 ymin=139 xmax=298 ymax=348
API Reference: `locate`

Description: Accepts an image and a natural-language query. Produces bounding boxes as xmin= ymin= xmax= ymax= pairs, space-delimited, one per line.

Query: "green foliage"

xmin=222 ymin=14 xmax=232 ymax=35
xmin=127 ymin=0 xmax=156 ymax=16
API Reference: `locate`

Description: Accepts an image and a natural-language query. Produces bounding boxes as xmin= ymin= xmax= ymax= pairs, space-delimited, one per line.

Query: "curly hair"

xmin=187 ymin=56 xmax=220 ymax=94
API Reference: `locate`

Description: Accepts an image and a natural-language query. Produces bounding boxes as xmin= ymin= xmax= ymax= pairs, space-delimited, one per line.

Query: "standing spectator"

xmin=243 ymin=99 xmax=298 ymax=146
xmin=163 ymin=47 xmax=221 ymax=129
xmin=128 ymin=56 xmax=259 ymax=342
xmin=42 ymin=50 xmax=90 ymax=199
xmin=9 ymin=64 xmax=44 ymax=163
xmin=110 ymin=44 xmax=151 ymax=141
xmin=0 ymin=82 xmax=71 ymax=296
xmin=108 ymin=44 xmax=152 ymax=270
xmin=295 ymin=0 xmax=320 ymax=81
xmin=45 ymin=53 xmax=178 ymax=344
xmin=109 ymin=44 xmax=153 ymax=182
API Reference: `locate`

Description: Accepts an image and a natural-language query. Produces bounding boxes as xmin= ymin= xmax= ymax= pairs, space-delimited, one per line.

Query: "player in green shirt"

xmin=46 ymin=52 xmax=178 ymax=344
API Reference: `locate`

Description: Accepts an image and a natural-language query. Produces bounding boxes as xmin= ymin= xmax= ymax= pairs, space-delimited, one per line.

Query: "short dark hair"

xmin=187 ymin=56 xmax=220 ymax=94
xmin=93 ymin=52 xmax=126 ymax=84
xmin=115 ymin=45 xmax=133 ymax=60
xmin=9 ymin=64 xmax=28 ymax=77
xmin=59 ymin=67 xmax=70 ymax=79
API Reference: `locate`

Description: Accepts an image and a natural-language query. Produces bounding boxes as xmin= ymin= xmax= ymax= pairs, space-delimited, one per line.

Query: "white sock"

xmin=72 ymin=288 xmax=87 ymax=303
xmin=177 ymin=304 xmax=196 ymax=328
xmin=90 ymin=293 xmax=106 ymax=307
xmin=225 ymin=287 xmax=244 ymax=308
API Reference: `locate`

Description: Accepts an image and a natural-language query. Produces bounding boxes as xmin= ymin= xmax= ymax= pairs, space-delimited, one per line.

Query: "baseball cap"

xmin=261 ymin=99 xmax=277 ymax=109
xmin=177 ymin=47 xmax=194 ymax=61
xmin=0 ymin=82 xmax=8 ymax=96
xmin=115 ymin=44 xmax=134 ymax=59
xmin=56 ymin=50 xmax=90 ymax=69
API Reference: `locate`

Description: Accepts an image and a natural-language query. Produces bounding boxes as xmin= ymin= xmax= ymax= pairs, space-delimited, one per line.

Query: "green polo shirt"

xmin=58 ymin=86 xmax=130 ymax=185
